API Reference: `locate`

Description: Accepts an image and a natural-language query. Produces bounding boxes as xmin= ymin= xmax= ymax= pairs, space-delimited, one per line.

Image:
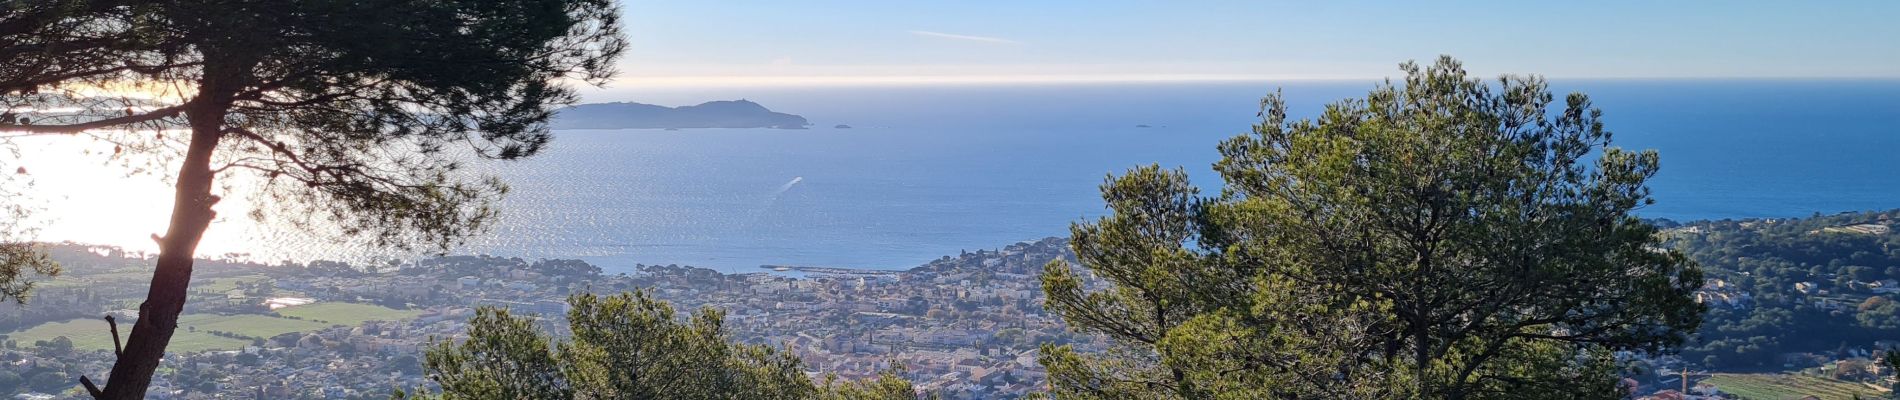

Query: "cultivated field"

xmin=1703 ymin=373 xmax=1882 ymax=400
xmin=178 ymin=314 xmax=330 ymax=338
xmin=190 ymin=275 xmax=270 ymax=294
xmin=4 ymin=318 xmax=251 ymax=353
xmin=6 ymin=302 xmax=422 ymax=353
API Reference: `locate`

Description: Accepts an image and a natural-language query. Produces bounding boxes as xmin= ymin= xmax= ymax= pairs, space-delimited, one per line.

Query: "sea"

xmin=14 ymin=80 xmax=1900 ymax=273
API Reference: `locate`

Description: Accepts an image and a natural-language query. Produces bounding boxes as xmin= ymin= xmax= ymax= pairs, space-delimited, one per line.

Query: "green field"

xmin=1703 ymin=373 xmax=1882 ymax=400
xmin=35 ymin=269 xmax=162 ymax=289
xmin=275 ymin=302 xmax=421 ymax=325
xmin=191 ymin=275 xmax=267 ymax=294
xmin=4 ymin=319 xmax=252 ymax=353
xmin=178 ymin=313 xmax=330 ymax=338
xmin=6 ymin=302 xmax=421 ymax=354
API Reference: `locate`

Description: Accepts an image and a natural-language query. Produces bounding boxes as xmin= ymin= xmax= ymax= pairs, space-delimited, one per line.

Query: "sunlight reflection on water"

xmin=8 ymin=82 xmax=1899 ymax=273
xmin=264 ymin=297 xmax=315 ymax=310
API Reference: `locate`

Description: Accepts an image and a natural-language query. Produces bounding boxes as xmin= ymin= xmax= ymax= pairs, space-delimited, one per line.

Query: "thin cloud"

xmin=907 ymin=30 xmax=1021 ymax=45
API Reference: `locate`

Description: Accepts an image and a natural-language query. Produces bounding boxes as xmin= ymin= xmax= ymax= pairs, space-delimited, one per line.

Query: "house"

xmin=1873 ymin=279 xmax=1900 ymax=294
xmin=1639 ymin=390 xmax=1685 ymax=400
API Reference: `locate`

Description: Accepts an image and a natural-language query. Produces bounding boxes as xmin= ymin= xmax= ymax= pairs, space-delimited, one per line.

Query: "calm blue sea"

xmin=450 ymin=80 xmax=1900 ymax=273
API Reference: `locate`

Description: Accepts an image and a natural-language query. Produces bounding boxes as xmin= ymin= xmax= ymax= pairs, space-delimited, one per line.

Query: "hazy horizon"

xmin=604 ymin=1 xmax=1900 ymax=89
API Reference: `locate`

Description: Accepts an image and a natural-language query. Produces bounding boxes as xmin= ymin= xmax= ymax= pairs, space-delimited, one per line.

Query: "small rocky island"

xmin=551 ymin=99 xmax=809 ymax=130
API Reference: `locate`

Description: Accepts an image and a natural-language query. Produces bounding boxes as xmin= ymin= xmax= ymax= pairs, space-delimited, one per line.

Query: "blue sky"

xmin=610 ymin=1 xmax=1900 ymax=86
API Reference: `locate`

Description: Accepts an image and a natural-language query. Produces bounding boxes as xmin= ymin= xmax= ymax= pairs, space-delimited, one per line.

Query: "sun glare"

xmin=8 ymin=134 xmax=264 ymax=260
xmin=63 ymin=80 xmax=194 ymax=103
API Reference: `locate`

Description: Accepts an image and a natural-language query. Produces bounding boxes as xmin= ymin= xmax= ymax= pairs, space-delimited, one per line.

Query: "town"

xmin=1 ymin=238 xmax=1097 ymax=399
xmin=7 ymin=220 xmax=1900 ymax=399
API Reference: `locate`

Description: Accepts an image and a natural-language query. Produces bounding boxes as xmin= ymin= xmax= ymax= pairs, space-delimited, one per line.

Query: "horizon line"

xmin=599 ymin=74 xmax=1900 ymax=88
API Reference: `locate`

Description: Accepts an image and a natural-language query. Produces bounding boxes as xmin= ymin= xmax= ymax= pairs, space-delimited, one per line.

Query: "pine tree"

xmin=1040 ymin=56 xmax=1704 ymax=399
xmin=0 ymin=2 xmax=625 ymax=397
xmin=418 ymin=291 xmax=930 ymax=400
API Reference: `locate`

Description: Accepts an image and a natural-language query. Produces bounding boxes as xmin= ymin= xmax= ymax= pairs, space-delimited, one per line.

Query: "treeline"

xmin=201 ymin=329 xmax=269 ymax=346
xmin=408 ymin=292 xmax=928 ymax=400
xmin=1667 ymin=209 xmax=1900 ymax=369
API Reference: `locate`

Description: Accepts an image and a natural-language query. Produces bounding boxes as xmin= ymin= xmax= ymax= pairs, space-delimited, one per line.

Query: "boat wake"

xmin=774 ymin=176 xmax=804 ymax=196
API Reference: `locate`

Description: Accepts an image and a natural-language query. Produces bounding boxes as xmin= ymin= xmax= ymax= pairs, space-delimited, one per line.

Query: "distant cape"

xmin=551 ymin=100 xmax=809 ymax=130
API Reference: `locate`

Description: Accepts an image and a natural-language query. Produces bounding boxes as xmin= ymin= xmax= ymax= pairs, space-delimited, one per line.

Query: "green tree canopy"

xmin=0 ymin=1 xmax=624 ymax=397
xmin=418 ymin=291 xmax=926 ymax=400
xmin=0 ymin=239 xmax=57 ymax=304
xmin=1859 ymin=296 xmax=1900 ymax=330
xmin=1039 ymin=56 xmax=1704 ymax=399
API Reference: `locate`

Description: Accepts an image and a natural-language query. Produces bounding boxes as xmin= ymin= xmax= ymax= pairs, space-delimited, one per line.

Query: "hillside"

xmin=1665 ymin=210 xmax=1900 ymax=370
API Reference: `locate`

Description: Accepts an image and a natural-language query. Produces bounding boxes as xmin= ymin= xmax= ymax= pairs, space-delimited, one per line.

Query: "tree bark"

xmin=96 ymin=58 xmax=240 ymax=400
xmin=1412 ymin=250 xmax=1435 ymax=398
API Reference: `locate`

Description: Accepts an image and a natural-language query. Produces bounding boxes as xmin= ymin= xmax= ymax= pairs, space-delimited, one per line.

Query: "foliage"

xmin=1859 ymin=297 xmax=1900 ymax=330
xmin=424 ymin=305 xmax=568 ymax=399
xmin=0 ymin=1 xmax=626 ymax=397
xmin=1 ymin=0 xmax=627 ymax=249
xmin=817 ymin=371 xmax=928 ymax=400
xmin=1038 ymin=56 xmax=1703 ymax=399
xmin=419 ymin=291 xmax=928 ymax=400
xmin=1664 ymin=209 xmax=1900 ymax=369
xmin=0 ymin=241 xmax=56 ymax=304
xmin=36 ymin=335 xmax=74 ymax=355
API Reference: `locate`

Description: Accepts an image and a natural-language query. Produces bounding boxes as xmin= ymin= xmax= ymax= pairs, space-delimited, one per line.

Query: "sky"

xmin=605 ymin=1 xmax=1900 ymax=88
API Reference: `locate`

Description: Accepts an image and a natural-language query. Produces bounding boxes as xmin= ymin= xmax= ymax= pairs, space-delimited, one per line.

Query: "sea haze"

xmin=447 ymin=80 xmax=1900 ymax=273
xmin=13 ymin=80 xmax=1900 ymax=273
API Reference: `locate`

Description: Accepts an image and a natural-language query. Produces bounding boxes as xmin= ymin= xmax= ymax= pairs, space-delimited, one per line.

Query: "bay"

xmin=17 ymin=80 xmax=1900 ymax=273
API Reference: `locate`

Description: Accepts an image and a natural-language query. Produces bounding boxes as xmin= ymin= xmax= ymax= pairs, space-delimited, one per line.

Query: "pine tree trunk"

xmin=97 ymin=75 xmax=234 ymax=400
